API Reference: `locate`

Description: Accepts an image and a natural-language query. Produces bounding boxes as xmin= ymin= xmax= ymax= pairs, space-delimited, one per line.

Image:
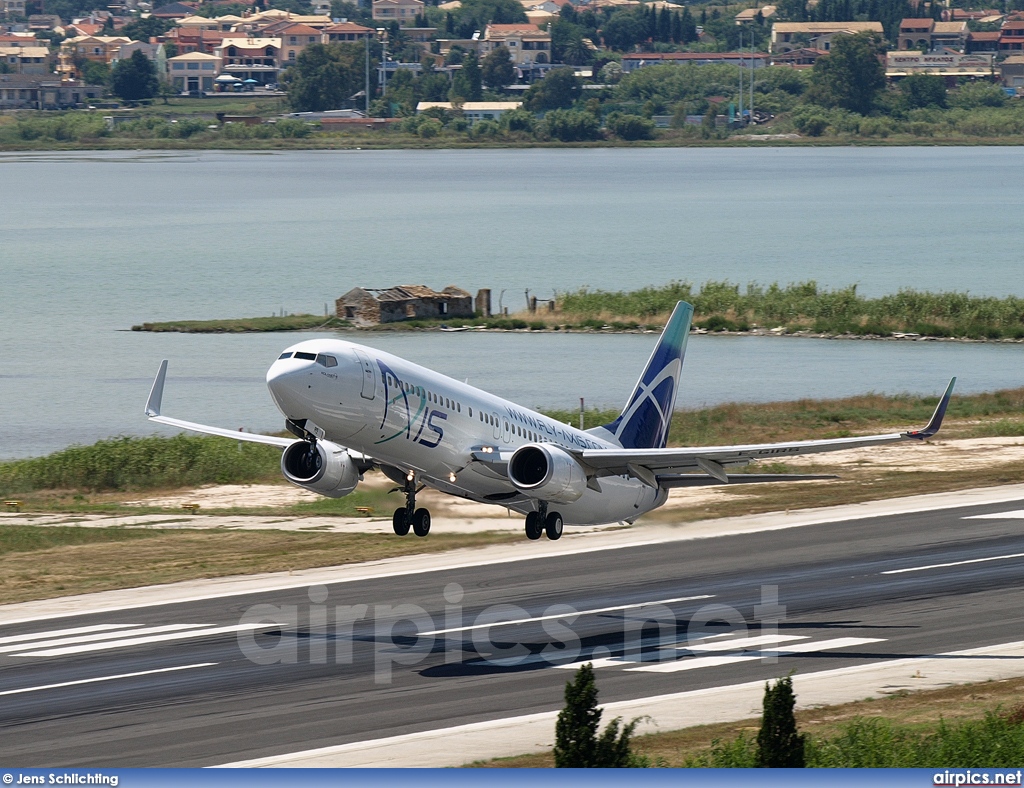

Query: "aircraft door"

xmin=502 ymin=417 xmax=512 ymax=444
xmin=491 ymin=413 xmax=501 ymax=441
xmin=354 ymin=350 xmax=375 ymax=400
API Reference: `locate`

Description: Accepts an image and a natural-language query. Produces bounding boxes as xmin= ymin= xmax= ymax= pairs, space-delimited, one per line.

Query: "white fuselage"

xmin=266 ymin=338 xmax=667 ymax=526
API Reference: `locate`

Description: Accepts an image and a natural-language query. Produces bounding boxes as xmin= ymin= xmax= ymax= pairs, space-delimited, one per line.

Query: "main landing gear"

xmin=393 ymin=475 xmax=430 ymax=537
xmin=525 ymin=504 xmax=563 ymax=541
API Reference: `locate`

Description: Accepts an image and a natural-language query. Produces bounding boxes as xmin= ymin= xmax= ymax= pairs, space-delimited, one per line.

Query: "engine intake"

xmin=507 ymin=444 xmax=586 ymax=504
xmin=281 ymin=440 xmax=359 ymax=498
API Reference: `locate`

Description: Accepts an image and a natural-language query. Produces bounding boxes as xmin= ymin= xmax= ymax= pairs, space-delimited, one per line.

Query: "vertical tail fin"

xmin=599 ymin=301 xmax=693 ymax=450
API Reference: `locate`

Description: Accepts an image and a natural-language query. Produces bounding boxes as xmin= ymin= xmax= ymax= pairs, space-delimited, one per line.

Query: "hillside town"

xmin=1 ymin=0 xmax=1022 ymax=136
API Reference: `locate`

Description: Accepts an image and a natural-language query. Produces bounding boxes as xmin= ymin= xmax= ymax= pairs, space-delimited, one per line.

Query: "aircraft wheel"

xmin=525 ymin=511 xmax=543 ymax=541
xmin=412 ymin=507 xmax=431 ymax=537
xmin=545 ymin=511 xmax=563 ymax=541
xmin=392 ymin=507 xmax=410 ymax=536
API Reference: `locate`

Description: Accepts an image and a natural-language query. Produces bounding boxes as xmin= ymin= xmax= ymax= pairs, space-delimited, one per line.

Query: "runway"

xmin=2 ymin=490 xmax=1024 ymax=766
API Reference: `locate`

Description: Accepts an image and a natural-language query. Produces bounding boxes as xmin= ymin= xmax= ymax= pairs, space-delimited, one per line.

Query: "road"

xmin=2 ymin=493 xmax=1024 ymax=766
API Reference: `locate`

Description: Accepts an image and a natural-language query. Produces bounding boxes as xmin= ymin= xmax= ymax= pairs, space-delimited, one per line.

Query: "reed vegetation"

xmin=558 ymin=281 xmax=1024 ymax=340
xmin=0 ymin=435 xmax=281 ymax=495
xmin=132 ymin=315 xmax=345 ymax=333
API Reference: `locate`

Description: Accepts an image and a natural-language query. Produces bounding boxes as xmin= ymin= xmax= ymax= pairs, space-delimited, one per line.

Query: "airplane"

xmin=145 ymin=301 xmax=956 ymax=542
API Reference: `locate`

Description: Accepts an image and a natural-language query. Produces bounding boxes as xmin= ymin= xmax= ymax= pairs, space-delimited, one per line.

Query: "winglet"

xmin=905 ymin=376 xmax=956 ymax=440
xmin=145 ymin=360 xmax=169 ymax=417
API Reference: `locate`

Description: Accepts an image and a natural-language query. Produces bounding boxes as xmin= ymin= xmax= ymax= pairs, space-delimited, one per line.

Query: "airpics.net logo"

xmin=934 ymin=771 xmax=1024 ymax=786
xmin=233 ymin=582 xmax=788 ymax=684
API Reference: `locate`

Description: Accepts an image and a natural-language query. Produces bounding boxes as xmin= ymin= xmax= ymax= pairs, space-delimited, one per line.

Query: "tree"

xmin=553 ymin=663 xmax=639 ymax=767
xmin=562 ymin=35 xmax=592 ymax=66
xmin=601 ymin=10 xmax=645 ymax=50
xmin=283 ymin=42 xmax=366 ymax=112
xmin=806 ymin=32 xmax=884 ymax=115
xmin=543 ymin=108 xmax=601 ymax=141
xmin=81 ymin=60 xmax=110 ymax=86
xmin=524 ymin=66 xmax=581 ymax=111
xmin=110 ymin=50 xmax=158 ymax=101
xmin=756 ymin=675 xmax=806 ymax=768
xmin=899 ymin=72 xmax=946 ymax=108
xmin=481 ymin=45 xmax=515 ymax=90
xmin=119 ymin=16 xmax=174 ymax=42
xmin=450 ymin=50 xmax=482 ymax=101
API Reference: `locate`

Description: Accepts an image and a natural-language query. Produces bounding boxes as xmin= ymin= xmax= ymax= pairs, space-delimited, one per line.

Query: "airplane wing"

xmin=145 ymin=360 xmax=374 ymax=472
xmin=580 ymin=377 xmax=956 ymax=484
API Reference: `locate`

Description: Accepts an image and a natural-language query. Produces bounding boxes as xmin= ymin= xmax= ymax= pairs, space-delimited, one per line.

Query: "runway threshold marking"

xmin=629 ymin=636 xmax=885 ymax=673
xmin=881 ymin=552 xmax=1024 ymax=575
xmin=0 ymin=662 xmax=217 ymax=697
xmin=420 ymin=594 xmax=714 ymax=636
xmin=11 ymin=623 xmax=276 ymax=657
xmin=0 ymin=624 xmax=205 ymax=654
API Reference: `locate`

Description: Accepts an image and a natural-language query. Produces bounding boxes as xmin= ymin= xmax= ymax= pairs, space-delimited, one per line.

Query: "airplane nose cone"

xmin=266 ymin=358 xmax=311 ymax=414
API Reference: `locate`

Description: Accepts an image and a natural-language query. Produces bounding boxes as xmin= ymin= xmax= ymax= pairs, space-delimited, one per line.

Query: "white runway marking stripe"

xmin=420 ymin=595 xmax=714 ymax=636
xmin=882 ymin=552 xmax=1024 ymax=575
xmin=0 ymin=624 xmax=137 ymax=646
xmin=0 ymin=624 xmax=204 ymax=654
xmin=12 ymin=623 xmax=277 ymax=657
xmin=629 ymin=637 xmax=885 ymax=673
xmin=553 ymin=634 xmax=807 ymax=670
xmin=965 ymin=510 xmax=1024 ymax=520
xmin=0 ymin=662 xmax=217 ymax=697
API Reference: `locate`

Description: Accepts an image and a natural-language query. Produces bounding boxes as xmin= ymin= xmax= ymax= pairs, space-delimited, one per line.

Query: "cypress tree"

xmin=756 ymin=675 xmax=806 ymax=768
xmin=554 ymin=663 xmax=639 ymax=768
xmin=554 ymin=663 xmax=602 ymax=767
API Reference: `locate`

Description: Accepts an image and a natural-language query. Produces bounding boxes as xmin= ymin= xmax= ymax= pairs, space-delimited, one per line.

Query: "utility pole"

xmin=738 ymin=30 xmax=743 ymax=125
xmin=377 ymin=28 xmax=388 ymax=103
xmin=364 ymin=33 xmax=370 ymax=116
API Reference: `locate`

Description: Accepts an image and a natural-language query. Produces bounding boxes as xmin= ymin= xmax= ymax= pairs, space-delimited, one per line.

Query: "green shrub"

xmin=418 ymin=117 xmax=442 ymax=138
xmin=606 ymin=112 xmax=656 ymax=141
xmin=543 ymin=108 xmax=601 ymax=142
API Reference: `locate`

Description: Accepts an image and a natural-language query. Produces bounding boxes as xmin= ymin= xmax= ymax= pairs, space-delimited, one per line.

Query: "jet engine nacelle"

xmin=507 ymin=443 xmax=586 ymax=504
xmin=281 ymin=440 xmax=359 ymax=498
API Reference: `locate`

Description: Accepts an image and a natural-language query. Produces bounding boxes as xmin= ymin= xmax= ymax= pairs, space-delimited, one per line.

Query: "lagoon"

xmin=2 ymin=147 xmax=1023 ymax=459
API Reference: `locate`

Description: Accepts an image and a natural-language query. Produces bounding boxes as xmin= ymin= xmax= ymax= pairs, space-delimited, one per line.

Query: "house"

xmin=481 ymin=23 xmax=550 ymax=65
xmin=1000 ymin=53 xmax=1024 ymax=89
xmin=898 ymin=19 xmax=967 ymax=52
xmin=151 ymin=1 xmax=199 ymax=19
xmin=0 ymin=73 xmax=102 ymax=108
xmin=372 ymin=0 xmax=425 ymax=26
xmin=735 ymin=4 xmax=776 ymax=24
xmin=621 ymin=51 xmax=768 ymax=73
xmin=416 ymin=100 xmax=522 ymax=123
xmin=1000 ymin=18 xmax=1024 ymax=52
xmin=214 ymin=36 xmax=281 ymax=84
xmin=0 ymin=45 xmax=49 ymax=73
xmin=167 ymin=50 xmax=220 ymax=91
xmin=337 ymin=285 xmax=474 ymax=325
xmin=57 ymin=35 xmax=132 ymax=79
xmin=770 ymin=21 xmax=883 ymax=54
xmin=322 ymin=21 xmax=374 ymax=42
xmin=1 ymin=0 xmax=26 ymax=17
xmin=770 ymin=47 xmax=825 ymax=67
xmin=967 ymin=31 xmax=1001 ymax=53
xmin=270 ymin=23 xmax=322 ymax=65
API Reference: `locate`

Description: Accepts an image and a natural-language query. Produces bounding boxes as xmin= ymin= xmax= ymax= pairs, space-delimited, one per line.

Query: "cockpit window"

xmin=278 ymin=352 xmax=293 ymax=360
xmin=294 ymin=352 xmax=316 ymax=361
xmin=316 ymin=354 xmax=338 ymax=368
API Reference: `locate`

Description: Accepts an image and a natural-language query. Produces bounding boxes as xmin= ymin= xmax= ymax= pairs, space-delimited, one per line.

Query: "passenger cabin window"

xmin=315 ymin=354 xmax=337 ymax=368
xmin=278 ymin=352 xmax=293 ymax=359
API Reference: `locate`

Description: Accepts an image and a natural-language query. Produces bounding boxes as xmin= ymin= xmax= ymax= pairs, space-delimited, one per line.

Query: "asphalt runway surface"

xmin=2 ymin=495 xmax=1024 ymax=766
